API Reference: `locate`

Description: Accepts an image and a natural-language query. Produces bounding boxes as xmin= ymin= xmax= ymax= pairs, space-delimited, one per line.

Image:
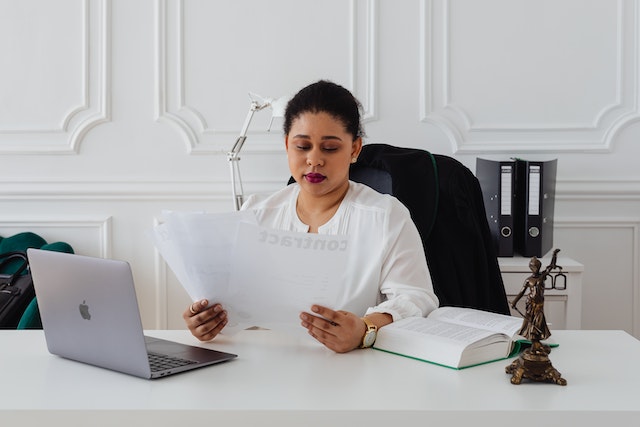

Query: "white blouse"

xmin=241 ymin=181 xmax=439 ymax=320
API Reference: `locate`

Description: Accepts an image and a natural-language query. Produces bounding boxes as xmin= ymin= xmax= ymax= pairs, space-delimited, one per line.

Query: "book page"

xmin=428 ymin=306 xmax=523 ymax=337
xmin=375 ymin=315 xmax=516 ymax=368
xmin=385 ymin=317 xmax=500 ymax=347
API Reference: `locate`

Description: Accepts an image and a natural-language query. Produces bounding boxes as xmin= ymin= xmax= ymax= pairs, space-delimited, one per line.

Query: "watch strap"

xmin=360 ymin=317 xmax=378 ymax=348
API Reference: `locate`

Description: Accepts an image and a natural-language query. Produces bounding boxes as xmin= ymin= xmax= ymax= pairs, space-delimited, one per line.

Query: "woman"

xmin=184 ymin=80 xmax=439 ymax=353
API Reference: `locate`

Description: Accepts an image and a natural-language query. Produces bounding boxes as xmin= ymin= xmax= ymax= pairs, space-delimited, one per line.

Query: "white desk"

xmin=1 ymin=329 xmax=638 ymax=426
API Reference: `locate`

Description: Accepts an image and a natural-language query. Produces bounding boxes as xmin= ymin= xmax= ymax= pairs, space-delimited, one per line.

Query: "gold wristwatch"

xmin=360 ymin=317 xmax=378 ymax=348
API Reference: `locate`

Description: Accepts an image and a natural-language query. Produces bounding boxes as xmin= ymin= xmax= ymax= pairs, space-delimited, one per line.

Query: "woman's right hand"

xmin=183 ymin=299 xmax=227 ymax=342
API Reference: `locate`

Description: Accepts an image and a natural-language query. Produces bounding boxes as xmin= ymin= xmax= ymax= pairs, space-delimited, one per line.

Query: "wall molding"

xmin=352 ymin=0 xmax=378 ymax=123
xmin=0 ymin=216 xmax=113 ymax=259
xmin=558 ymin=179 xmax=640 ymax=200
xmin=155 ymin=0 xmax=378 ymax=154
xmin=153 ymin=217 xmax=169 ymax=329
xmin=420 ymin=0 xmax=640 ymax=154
xmin=0 ymin=0 xmax=111 ymax=154
xmin=555 ymin=217 xmax=640 ymax=336
xmin=0 ymin=179 xmax=278 ymax=201
xmin=2 ymin=177 xmax=640 ymax=201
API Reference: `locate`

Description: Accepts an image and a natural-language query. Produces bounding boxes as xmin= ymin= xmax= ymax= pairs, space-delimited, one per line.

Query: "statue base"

xmin=506 ymin=343 xmax=567 ymax=386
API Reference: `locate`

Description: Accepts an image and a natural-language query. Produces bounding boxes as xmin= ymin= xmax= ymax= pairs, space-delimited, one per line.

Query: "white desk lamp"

xmin=228 ymin=92 xmax=287 ymax=211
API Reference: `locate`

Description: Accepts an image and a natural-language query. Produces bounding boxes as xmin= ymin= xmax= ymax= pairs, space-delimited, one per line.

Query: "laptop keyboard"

xmin=148 ymin=352 xmax=197 ymax=372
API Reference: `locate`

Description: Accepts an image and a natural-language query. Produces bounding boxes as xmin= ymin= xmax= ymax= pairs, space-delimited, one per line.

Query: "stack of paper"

xmin=152 ymin=211 xmax=350 ymax=334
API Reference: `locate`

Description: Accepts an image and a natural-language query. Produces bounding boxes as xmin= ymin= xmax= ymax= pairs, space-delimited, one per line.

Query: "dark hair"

xmin=283 ymin=80 xmax=365 ymax=140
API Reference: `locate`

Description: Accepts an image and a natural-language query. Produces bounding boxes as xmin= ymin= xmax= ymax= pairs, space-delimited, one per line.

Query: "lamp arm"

xmin=228 ymin=100 xmax=270 ymax=210
xmin=229 ymin=103 xmax=258 ymax=157
xmin=229 ymin=147 xmax=244 ymax=211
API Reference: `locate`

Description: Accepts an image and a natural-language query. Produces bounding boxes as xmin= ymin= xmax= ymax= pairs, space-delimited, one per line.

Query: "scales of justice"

xmin=506 ymin=248 xmax=567 ymax=385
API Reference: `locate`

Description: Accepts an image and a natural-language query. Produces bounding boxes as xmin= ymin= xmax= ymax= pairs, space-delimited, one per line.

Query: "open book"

xmin=373 ymin=306 xmax=529 ymax=369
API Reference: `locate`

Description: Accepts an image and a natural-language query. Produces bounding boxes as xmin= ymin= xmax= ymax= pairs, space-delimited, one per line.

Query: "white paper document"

xmin=152 ymin=210 xmax=257 ymax=306
xmin=152 ymin=211 xmax=350 ymax=334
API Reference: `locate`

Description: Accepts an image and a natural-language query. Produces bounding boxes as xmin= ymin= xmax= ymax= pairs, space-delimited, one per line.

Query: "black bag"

xmin=0 ymin=251 xmax=34 ymax=329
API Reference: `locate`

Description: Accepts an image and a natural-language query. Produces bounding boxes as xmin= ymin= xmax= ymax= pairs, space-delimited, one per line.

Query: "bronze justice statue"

xmin=506 ymin=248 xmax=567 ymax=385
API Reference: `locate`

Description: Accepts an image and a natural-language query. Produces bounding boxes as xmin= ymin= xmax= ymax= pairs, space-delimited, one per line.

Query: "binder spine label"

xmin=528 ymin=165 xmax=541 ymax=216
xmin=500 ymin=165 xmax=512 ymax=216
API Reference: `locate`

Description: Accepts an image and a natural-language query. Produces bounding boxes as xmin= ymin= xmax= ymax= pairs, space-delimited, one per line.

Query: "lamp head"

xmin=247 ymin=92 xmax=288 ymax=131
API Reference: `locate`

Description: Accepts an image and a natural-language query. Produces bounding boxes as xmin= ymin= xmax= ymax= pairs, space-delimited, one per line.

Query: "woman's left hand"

xmin=300 ymin=305 xmax=366 ymax=353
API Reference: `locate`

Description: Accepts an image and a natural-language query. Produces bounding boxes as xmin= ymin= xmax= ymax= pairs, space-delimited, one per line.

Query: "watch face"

xmin=363 ymin=330 xmax=377 ymax=347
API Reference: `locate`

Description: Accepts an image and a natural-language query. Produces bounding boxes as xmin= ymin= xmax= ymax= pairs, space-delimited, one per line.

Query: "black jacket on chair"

xmin=354 ymin=144 xmax=510 ymax=315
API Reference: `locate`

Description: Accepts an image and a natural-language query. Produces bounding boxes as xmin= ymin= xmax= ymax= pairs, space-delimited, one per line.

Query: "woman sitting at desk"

xmin=183 ymin=80 xmax=439 ymax=353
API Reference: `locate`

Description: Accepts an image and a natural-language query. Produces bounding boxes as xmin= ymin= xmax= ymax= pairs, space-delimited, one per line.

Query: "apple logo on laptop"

xmin=79 ymin=300 xmax=91 ymax=320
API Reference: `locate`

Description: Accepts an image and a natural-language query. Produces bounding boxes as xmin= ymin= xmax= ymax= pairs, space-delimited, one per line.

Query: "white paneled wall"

xmin=422 ymin=0 xmax=639 ymax=153
xmin=1 ymin=0 xmax=638 ymax=337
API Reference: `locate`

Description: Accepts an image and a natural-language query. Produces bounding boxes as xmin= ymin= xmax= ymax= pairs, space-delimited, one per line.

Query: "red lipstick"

xmin=305 ymin=173 xmax=326 ymax=183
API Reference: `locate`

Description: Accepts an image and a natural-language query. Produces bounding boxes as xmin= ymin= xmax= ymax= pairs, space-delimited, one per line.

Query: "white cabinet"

xmin=498 ymin=256 xmax=583 ymax=330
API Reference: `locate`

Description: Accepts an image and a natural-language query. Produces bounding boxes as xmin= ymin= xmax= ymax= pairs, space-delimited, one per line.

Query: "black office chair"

xmin=291 ymin=143 xmax=510 ymax=315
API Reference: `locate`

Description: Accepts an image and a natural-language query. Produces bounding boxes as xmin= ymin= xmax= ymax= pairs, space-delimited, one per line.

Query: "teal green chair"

xmin=0 ymin=232 xmax=74 ymax=329
xmin=17 ymin=297 xmax=42 ymax=329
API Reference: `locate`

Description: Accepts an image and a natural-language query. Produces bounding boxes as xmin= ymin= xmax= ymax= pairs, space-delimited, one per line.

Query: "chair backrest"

xmin=349 ymin=144 xmax=510 ymax=315
xmin=348 ymin=165 xmax=393 ymax=196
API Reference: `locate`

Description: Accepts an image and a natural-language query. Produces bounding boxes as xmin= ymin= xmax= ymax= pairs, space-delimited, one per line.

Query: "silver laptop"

xmin=27 ymin=248 xmax=237 ymax=379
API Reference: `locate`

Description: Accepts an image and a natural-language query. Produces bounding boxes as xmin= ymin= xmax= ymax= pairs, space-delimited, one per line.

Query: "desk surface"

xmin=1 ymin=329 xmax=638 ymax=426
